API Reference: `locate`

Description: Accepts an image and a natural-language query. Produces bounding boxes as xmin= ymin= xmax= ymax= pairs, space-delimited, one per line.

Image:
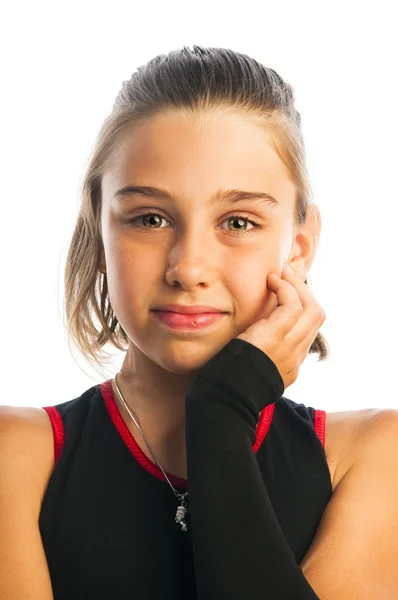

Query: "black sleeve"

xmin=185 ymin=337 xmax=321 ymax=600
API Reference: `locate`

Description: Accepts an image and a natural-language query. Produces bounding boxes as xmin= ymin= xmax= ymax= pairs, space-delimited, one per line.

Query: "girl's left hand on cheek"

xmin=236 ymin=264 xmax=326 ymax=389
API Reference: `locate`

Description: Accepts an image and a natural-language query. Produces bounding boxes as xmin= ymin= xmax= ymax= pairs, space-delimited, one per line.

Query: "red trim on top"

xmin=41 ymin=387 xmax=328 ymax=479
xmin=100 ymin=379 xmax=276 ymax=490
xmin=313 ymin=409 xmax=326 ymax=448
xmin=42 ymin=406 xmax=65 ymax=464
xmin=253 ymin=403 xmax=275 ymax=453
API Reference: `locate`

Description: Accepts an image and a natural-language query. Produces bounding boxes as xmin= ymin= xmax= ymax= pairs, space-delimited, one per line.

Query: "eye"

xmin=220 ymin=215 xmax=262 ymax=234
xmin=126 ymin=211 xmax=263 ymax=235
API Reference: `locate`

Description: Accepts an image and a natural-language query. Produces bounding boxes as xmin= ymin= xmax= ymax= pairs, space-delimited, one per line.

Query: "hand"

xmin=236 ymin=264 xmax=326 ymax=389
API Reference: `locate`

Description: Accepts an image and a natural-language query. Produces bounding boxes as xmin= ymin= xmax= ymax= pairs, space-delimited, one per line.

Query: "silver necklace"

xmin=113 ymin=373 xmax=190 ymax=532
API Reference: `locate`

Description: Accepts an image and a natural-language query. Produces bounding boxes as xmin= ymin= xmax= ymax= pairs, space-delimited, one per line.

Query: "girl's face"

xmin=100 ymin=110 xmax=298 ymax=375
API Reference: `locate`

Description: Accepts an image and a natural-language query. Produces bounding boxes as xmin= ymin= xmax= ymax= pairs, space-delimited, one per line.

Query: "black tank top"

xmin=39 ymin=342 xmax=332 ymax=599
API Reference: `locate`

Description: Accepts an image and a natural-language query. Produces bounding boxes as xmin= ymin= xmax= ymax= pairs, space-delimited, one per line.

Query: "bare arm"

xmin=0 ymin=406 xmax=55 ymax=600
xmin=186 ymin=339 xmax=398 ymax=599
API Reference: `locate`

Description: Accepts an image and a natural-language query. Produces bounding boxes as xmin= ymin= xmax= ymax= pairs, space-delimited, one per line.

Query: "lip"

xmin=152 ymin=310 xmax=227 ymax=331
xmin=152 ymin=304 xmax=228 ymax=315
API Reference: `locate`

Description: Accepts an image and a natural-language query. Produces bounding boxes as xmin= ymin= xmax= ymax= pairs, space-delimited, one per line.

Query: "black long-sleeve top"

xmin=185 ymin=337 xmax=322 ymax=598
xmin=39 ymin=338 xmax=333 ymax=599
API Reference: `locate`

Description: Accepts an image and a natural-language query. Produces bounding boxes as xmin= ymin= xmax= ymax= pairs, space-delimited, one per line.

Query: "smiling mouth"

xmin=152 ymin=310 xmax=227 ymax=331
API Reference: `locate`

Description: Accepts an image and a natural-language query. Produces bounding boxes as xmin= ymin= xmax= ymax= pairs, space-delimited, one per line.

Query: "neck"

xmin=114 ymin=342 xmax=199 ymax=437
xmin=111 ymin=371 xmax=190 ymax=480
xmin=114 ymin=371 xmax=186 ymax=434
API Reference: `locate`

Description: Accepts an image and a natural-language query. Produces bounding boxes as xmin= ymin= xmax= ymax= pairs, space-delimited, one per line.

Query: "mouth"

xmin=152 ymin=304 xmax=228 ymax=315
xmin=152 ymin=310 xmax=228 ymax=331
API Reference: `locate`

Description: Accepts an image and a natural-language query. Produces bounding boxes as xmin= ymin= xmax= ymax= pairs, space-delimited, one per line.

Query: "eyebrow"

xmin=112 ymin=185 xmax=279 ymax=208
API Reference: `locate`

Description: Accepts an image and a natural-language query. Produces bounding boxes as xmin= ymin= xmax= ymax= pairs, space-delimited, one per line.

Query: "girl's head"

xmin=65 ymin=45 xmax=329 ymax=377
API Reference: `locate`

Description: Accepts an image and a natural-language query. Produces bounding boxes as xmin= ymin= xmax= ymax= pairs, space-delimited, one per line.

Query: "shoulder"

xmin=0 ymin=405 xmax=55 ymax=515
xmin=301 ymin=409 xmax=398 ymax=594
xmin=0 ymin=404 xmax=54 ymax=443
xmin=325 ymin=407 xmax=396 ymax=491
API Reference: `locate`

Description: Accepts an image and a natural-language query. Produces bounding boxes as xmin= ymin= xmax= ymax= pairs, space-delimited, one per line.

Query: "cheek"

xmin=109 ymin=238 xmax=160 ymax=286
xmin=105 ymin=250 xmax=156 ymax=320
xmin=226 ymin=259 xmax=278 ymax=324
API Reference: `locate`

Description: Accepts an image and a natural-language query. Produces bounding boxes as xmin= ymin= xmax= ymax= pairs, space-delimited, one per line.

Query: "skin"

xmin=99 ymin=109 xmax=321 ymax=478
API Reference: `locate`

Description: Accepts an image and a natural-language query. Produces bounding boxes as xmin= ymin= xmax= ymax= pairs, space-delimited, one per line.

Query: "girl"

xmin=1 ymin=45 xmax=397 ymax=600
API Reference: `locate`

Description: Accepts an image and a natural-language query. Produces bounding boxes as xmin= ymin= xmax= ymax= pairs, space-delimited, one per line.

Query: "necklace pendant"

xmin=175 ymin=493 xmax=190 ymax=532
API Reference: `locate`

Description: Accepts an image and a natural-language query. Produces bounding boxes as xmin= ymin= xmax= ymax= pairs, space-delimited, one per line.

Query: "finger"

xmin=280 ymin=267 xmax=326 ymax=345
xmin=286 ymin=308 xmax=326 ymax=352
xmin=265 ymin=272 xmax=304 ymax=337
xmin=282 ymin=267 xmax=326 ymax=327
xmin=281 ymin=266 xmax=323 ymax=315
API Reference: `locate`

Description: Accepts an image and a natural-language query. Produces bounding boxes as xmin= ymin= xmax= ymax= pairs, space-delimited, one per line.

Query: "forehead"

xmin=102 ymin=111 xmax=296 ymax=208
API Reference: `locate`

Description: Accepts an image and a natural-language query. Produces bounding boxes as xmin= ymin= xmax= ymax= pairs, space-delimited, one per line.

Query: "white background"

xmin=1 ymin=1 xmax=396 ymax=412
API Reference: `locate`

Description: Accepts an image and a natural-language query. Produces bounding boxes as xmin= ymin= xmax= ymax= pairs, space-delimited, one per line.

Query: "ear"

xmin=288 ymin=204 xmax=322 ymax=281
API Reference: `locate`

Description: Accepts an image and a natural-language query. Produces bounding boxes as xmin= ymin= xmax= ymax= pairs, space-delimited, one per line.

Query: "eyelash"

xmin=126 ymin=210 xmax=263 ymax=236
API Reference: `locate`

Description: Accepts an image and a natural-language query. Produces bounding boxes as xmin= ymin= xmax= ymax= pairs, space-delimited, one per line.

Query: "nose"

xmin=165 ymin=233 xmax=218 ymax=289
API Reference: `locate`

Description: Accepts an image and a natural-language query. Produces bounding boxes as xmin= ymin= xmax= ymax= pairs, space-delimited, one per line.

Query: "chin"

xmin=155 ymin=341 xmax=230 ymax=375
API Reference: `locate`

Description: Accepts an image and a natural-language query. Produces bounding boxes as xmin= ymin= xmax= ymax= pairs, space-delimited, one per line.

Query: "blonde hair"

xmin=64 ymin=45 xmax=329 ymax=374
